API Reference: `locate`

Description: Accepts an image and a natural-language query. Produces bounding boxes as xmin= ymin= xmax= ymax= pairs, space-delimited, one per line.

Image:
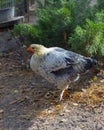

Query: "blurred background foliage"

xmin=14 ymin=0 xmax=104 ymax=57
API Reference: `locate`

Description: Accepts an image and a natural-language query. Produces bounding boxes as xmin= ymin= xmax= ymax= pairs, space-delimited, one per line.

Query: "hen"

xmin=28 ymin=44 xmax=97 ymax=102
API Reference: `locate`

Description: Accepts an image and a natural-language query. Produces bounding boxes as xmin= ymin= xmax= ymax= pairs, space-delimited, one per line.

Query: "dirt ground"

xmin=0 ymin=30 xmax=104 ymax=130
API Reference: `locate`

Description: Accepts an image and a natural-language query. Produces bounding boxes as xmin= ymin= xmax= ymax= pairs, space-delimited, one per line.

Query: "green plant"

xmin=14 ymin=24 xmax=41 ymax=46
xmin=14 ymin=0 xmax=73 ymax=47
xmin=13 ymin=0 xmax=104 ymax=58
xmin=68 ymin=11 xmax=104 ymax=57
xmin=37 ymin=3 xmax=72 ymax=47
xmin=96 ymin=0 xmax=104 ymax=11
xmin=69 ymin=0 xmax=96 ymax=29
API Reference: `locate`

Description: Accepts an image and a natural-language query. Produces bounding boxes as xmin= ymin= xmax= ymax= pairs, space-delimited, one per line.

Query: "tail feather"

xmin=85 ymin=58 xmax=97 ymax=70
xmin=73 ymin=57 xmax=97 ymax=73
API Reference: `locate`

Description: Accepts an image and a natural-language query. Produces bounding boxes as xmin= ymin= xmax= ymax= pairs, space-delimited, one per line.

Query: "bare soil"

xmin=0 ymin=31 xmax=104 ymax=130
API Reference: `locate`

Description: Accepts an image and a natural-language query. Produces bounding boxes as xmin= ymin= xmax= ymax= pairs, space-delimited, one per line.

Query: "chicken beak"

xmin=27 ymin=46 xmax=34 ymax=54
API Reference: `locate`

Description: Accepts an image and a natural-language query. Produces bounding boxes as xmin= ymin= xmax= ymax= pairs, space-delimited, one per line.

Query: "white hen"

xmin=28 ymin=44 xmax=97 ymax=102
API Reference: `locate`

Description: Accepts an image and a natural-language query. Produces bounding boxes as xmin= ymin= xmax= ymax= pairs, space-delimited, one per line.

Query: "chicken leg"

xmin=57 ymin=85 xmax=69 ymax=102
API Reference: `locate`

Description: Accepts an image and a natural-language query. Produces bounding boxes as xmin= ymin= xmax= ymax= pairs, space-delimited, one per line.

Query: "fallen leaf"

xmin=93 ymin=76 xmax=98 ymax=82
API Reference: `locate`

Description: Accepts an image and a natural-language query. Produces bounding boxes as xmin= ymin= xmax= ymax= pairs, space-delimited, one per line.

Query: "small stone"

xmin=59 ymin=119 xmax=67 ymax=123
xmin=72 ymin=103 xmax=79 ymax=106
xmin=14 ymin=90 xmax=19 ymax=93
xmin=100 ymin=79 xmax=104 ymax=83
xmin=0 ymin=109 xmax=4 ymax=113
xmin=81 ymin=125 xmax=87 ymax=128
xmin=64 ymin=109 xmax=71 ymax=113
xmin=59 ymin=113 xmax=64 ymax=116
xmin=81 ymin=89 xmax=87 ymax=92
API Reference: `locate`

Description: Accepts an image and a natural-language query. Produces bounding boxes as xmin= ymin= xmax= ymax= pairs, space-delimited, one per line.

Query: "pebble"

xmin=100 ymin=79 xmax=104 ymax=83
xmin=72 ymin=103 xmax=79 ymax=106
xmin=59 ymin=119 xmax=67 ymax=123
xmin=0 ymin=109 xmax=4 ymax=113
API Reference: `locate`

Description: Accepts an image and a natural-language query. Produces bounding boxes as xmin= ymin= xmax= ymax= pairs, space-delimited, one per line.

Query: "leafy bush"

xmin=68 ymin=11 xmax=104 ymax=57
xmin=13 ymin=0 xmax=104 ymax=58
xmin=36 ymin=0 xmax=99 ymax=48
xmin=37 ymin=3 xmax=72 ymax=47
xmin=14 ymin=0 xmax=74 ymax=47
xmin=69 ymin=0 xmax=96 ymax=28
xmin=14 ymin=24 xmax=41 ymax=45
xmin=37 ymin=0 xmax=79 ymax=47
xmin=14 ymin=0 xmax=96 ymax=47
xmin=96 ymin=0 xmax=104 ymax=11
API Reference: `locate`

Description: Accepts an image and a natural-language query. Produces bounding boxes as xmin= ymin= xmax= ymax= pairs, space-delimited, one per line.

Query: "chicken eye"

xmin=32 ymin=47 xmax=35 ymax=49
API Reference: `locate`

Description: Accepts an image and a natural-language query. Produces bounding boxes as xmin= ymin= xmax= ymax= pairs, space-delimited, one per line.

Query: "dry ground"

xmin=0 ymin=30 xmax=104 ymax=130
